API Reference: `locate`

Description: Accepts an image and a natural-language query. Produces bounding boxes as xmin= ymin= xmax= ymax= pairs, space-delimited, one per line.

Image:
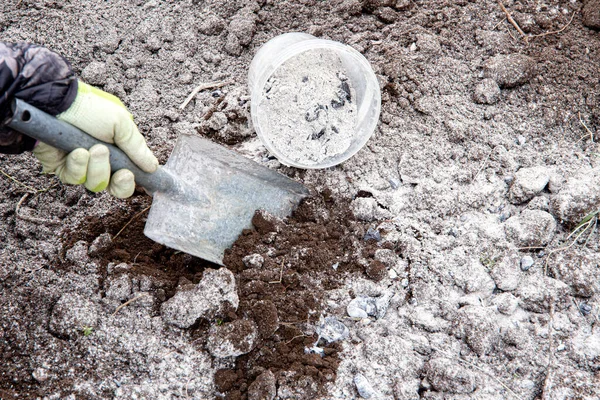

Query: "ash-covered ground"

xmin=1 ymin=0 xmax=600 ymax=399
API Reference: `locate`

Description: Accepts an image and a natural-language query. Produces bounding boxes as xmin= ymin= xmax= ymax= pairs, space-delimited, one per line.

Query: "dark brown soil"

xmin=60 ymin=189 xmax=380 ymax=399
xmin=216 ymin=192 xmax=377 ymax=399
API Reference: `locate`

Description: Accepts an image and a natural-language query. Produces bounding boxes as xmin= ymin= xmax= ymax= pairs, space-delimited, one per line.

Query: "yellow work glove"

xmin=33 ymin=82 xmax=158 ymax=198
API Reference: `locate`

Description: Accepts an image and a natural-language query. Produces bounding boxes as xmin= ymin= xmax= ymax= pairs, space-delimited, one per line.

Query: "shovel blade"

xmin=144 ymin=134 xmax=308 ymax=265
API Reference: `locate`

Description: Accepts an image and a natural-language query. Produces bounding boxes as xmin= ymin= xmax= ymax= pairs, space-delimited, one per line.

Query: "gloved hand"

xmin=33 ymin=82 xmax=158 ymax=198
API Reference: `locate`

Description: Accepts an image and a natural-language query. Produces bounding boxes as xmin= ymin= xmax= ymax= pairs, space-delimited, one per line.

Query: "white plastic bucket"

xmin=248 ymin=33 xmax=381 ymax=169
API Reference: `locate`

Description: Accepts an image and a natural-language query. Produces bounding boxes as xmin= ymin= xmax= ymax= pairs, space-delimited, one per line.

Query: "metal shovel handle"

xmin=7 ymin=99 xmax=176 ymax=195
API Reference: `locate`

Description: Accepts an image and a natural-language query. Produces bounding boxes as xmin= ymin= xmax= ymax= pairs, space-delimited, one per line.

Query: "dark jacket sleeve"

xmin=0 ymin=42 xmax=78 ymax=154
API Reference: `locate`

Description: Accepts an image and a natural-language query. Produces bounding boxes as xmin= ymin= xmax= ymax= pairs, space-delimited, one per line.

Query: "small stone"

xmin=207 ymin=319 xmax=258 ymax=358
xmin=354 ymin=374 xmax=377 ymax=399
xmin=315 ymin=316 xmax=349 ymax=343
xmin=81 ymin=61 xmax=107 ymax=86
xmin=509 ymin=166 xmax=551 ymax=204
xmin=504 ymin=210 xmax=556 ymax=247
xmin=582 ymin=0 xmax=600 ymax=30
xmin=520 ymin=256 xmax=534 ymax=271
xmin=521 ymin=380 xmax=536 ymax=389
xmin=516 ymin=135 xmax=526 ymax=145
xmin=243 ymin=254 xmax=264 ymax=268
xmin=473 ymin=78 xmax=501 ymax=105
xmin=364 ymin=227 xmax=381 ymax=242
xmin=248 ymin=370 xmax=276 ymax=400
xmin=483 ymin=54 xmax=536 ymax=88
xmin=32 ymin=368 xmax=49 ymax=383
xmin=88 ymin=233 xmax=113 ymax=257
xmin=425 ymin=358 xmax=476 ymax=394
xmin=347 ymin=295 xmax=391 ymax=319
xmin=580 ymin=303 xmax=592 ymax=315
xmin=389 ymin=178 xmax=400 ymax=189
xmin=161 ymin=268 xmax=238 ymax=328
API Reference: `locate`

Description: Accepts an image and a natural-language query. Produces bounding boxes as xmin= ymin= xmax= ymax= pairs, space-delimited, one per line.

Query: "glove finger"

xmin=56 ymin=148 xmax=90 ymax=185
xmin=32 ymin=142 xmax=68 ymax=173
xmin=108 ymin=169 xmax=135 ymax=199
xmin=84 ymin=144 xmax=111 ymax=193
xmin=114 ymin=116 xmax=159 ymax=174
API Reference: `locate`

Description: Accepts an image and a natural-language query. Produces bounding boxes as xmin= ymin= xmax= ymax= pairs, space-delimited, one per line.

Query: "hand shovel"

xmin=7 ymin=99 xmax=309 ymax=265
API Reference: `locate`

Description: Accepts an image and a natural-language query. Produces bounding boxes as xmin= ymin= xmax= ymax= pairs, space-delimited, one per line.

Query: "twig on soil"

xmin=201 ymin=96 xmax=226 ymax=121
xmin=578 ymin=111 xmax=595 ymax=143
xmin=517 ymin=246 xmax=546 ymax=250
xmin=113 ymin=206 xmax=151 ymax=240
xmin=472 ymin=148 xmax=493 ymax=182
xmin=0 ymin=168 xmax=38 ymax=192
xmin=529 ymin=11 xmax=575 ymax=39
xmin=0 ymin=168 xmax=59 ymax=194
xmin=430 ymin=345 xmax=524 ymax=400
xmin=179 ymin=80 xmax=234 ymax=110
xmin=112 ymin=293 xmax=149 ymax=316
xmin=268 ymin=262 xmax=285 ymax=284
xmin=493 ymin=17 xmax=507 ymax=30
xmin=15 ymin=193 xmax=61 ymax=225
xmin=184 ymin=377 xmax=194 ymax=399
xmin=498 ymin=2 xmax=574 ymax=42
xmin=544 ymin=213 xmax=598 ymax=274
xmin=541 ymin=303 xmax=556 ymax=400
xmin=498 ymin=2 xmax=527 ymax=39
xmin=285 ymin=334 xmax=308 ymax=345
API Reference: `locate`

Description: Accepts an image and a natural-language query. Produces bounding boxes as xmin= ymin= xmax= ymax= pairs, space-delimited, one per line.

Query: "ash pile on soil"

xmin=216 ymin=191 xmax=376 ymax=399
xmin=257 ymin=49 xmax=357 ymax=166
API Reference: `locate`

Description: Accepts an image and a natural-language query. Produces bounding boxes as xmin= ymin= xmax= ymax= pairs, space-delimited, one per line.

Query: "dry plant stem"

xmin=578 ymin=111 xmax=595 ymax=143
xmin=15 ymin=192 xmax=61 ymax=225
xmin=493 ymin=17 xmax=507 ymax=30
xmin=498 ymin=2 xmax=574 ymax=42
xmin=268 ymin=262 xmax=285 ymax=284
xmin=529 ymin=12 xmax=575 ymax=39
xmin=472 ymin=149 xmax=493 ymax=182
xmin=541 ymin=303 xmax=556 ymax=400
xmin=544 ymin=218 xmax=596 ymax=274
xmin=112 ymin=293 xmax=149 ymax=316
xmin=498 ymin=2 xmax=526 ymax=38
xmin=285 ymin=334 xmax=307 ymax=345
xmin=179 ymin=80 xmax=234 ymax=110
xmin=430 ymin=346 xmax=524 ymax=400
xmin=202 ymin=96 xmax=225 ymax=121
xmin=0 ymin=168 xmax=38 ymax=192
xmin=113 ymin=206 xmax=151 ymax=239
